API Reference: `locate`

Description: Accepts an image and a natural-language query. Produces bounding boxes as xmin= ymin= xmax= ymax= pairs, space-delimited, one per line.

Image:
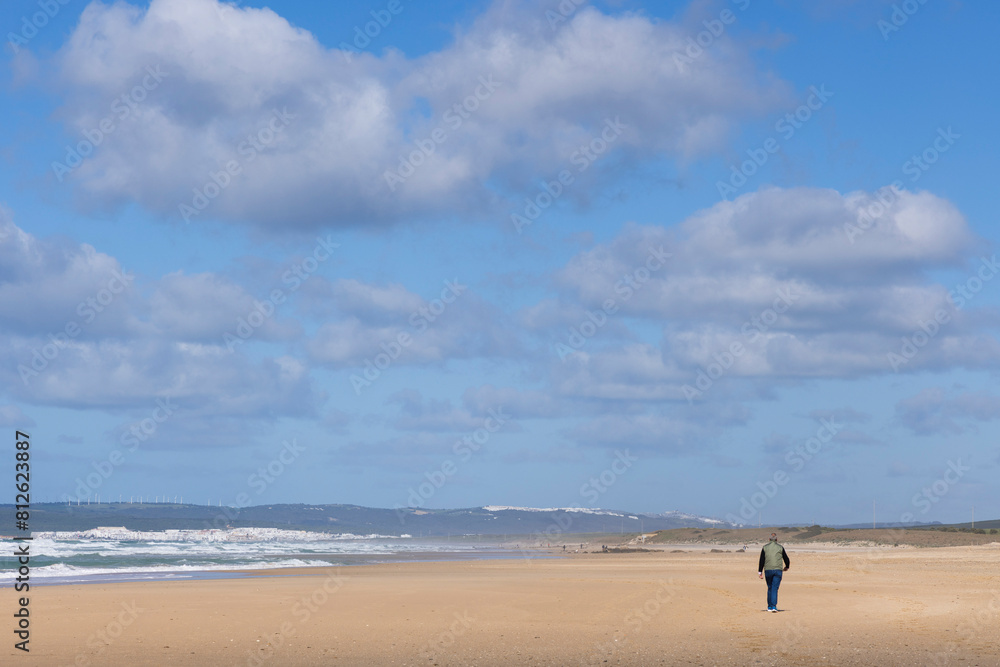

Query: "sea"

xmin=0 ymin=527 xmax=524 ymax=586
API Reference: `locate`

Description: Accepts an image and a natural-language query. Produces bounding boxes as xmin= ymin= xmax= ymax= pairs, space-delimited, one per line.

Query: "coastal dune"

xmin=9 ymin=544 xmax=1000 ymax=666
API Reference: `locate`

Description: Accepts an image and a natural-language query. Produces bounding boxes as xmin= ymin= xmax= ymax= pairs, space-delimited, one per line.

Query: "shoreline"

xmin=7 ymin=545 xmax=1000 ymax=666
xmin=11 ymin=538 xmax=1000 ymax=589
xmin=0 ymin=547 xmax=566 ymax=588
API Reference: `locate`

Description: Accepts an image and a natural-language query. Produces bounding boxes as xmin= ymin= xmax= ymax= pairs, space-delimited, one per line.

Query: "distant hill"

xmin=0 ymin=503 xmax=729 ymax=536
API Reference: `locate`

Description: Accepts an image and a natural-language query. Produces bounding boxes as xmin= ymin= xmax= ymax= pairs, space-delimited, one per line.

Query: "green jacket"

xmin=758 ymin=539 xmax=790 ymax=572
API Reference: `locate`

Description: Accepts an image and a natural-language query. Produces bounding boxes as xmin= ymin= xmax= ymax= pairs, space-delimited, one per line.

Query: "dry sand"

xmin=6 ymin=544 xmax=1000 ymax=666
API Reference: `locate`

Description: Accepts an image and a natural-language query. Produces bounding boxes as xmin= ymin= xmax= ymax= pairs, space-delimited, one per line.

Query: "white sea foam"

xmin=0 ymin=529 xmax=476 ymax=584
xmin=23 ymin=538 xmax=446 ymax=559
xmin=0 ymin=558 xmax=336 ymax=583
xmin=32 ymin=527 xmax=410 ymax=542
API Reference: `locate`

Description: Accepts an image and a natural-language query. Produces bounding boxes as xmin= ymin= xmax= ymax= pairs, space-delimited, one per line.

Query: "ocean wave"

xmin=3 ymin=538 xmax=472 ymax=559
xmin=0 ymin=558 xmax=337 ymax=583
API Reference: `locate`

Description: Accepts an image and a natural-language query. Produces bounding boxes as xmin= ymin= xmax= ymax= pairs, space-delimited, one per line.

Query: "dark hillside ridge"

xmin=0 ymin=503 xmax=727 ymax=536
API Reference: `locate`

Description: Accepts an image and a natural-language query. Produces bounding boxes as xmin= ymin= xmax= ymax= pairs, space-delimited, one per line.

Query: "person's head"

xmin=770 ymin=532 xmax=777 ymax=541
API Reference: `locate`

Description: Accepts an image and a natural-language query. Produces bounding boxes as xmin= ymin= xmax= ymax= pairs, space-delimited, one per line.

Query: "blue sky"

xmin=2 ymin=0 xmax=998 ymax=525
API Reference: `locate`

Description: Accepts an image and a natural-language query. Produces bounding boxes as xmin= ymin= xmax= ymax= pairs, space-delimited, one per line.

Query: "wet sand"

xmin=7 ymin=544 xmax=1000 ymax=665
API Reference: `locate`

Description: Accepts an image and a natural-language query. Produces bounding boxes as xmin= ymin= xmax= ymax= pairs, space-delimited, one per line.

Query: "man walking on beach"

xmin=758 ymin=532 xmax=790 ymax=612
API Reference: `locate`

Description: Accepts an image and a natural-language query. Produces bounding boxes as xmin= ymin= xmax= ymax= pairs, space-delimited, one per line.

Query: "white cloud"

xmin=148 ymin=271 xmax=300 ymax=342
xmin=462 ymin=384 xmax=566 ymax=420
xmin=550 ymin=344 xmax=689 ymax=401
xmin=0 ymin=215 xmax=302 ymax=345
xmin=330 ymin=279 xmax=424 ymax=322
xmin=2 ymin=337 xmax=319 ymax=416
xmin=387 ymin=389 xmax=486 ymax=432
xmin=566 ymin=412 xmax=718 ymax=452
xmin=0 ymin=209 xmax=137 ymax=336
xmin=49 ymin=0 xmax=791 ymax=228
xmin=0 ymin=215 xmax=320 ymax=419
xmin=306 ymin=280 xmax=523 ymax=367
xmin=896 ymin=388 xmax=1000 ymax=435
xmin=0 ymin=404 xmax=35 ymax=428
xmin=543 ymin=186 xmax=996 ymax=382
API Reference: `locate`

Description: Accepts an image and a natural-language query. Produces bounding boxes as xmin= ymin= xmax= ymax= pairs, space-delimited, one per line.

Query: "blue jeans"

xmin=764 ymin=569 xmax=783 ymax=609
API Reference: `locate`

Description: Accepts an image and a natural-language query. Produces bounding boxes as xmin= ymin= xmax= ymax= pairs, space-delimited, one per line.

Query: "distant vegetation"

xmin=789 ymin=525 xmax=826 ymax=540
xmin=931 ymin=526 xmax=999 ymax=534
xmin=646 ymin=524 xmax=1000 ymax=548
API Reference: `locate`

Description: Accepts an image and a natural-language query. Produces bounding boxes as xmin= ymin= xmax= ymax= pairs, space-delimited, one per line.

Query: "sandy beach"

xmin=7 ymin=544 xmax=1000 ymax=666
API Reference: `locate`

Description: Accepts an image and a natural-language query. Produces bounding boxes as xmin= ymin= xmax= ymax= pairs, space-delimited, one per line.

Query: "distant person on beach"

xmin=757 ymin=533 xmax=790 ymax=612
